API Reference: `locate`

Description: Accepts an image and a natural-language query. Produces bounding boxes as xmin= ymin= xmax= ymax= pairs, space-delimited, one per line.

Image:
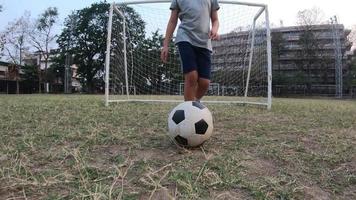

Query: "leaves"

xmin=54 ymin=3 xmax=181 ymax=94
xmin=30 ymin=7 xmax=59 ymax=51
xmin=37 ymin=7 xmax=58 ymax=31
xmin=294 ymin=8 xmax=329 ymax=91
xmin=29 ymin=7 xmax=59 ymax=92
xmin=55 ymin=3 xmax=111 ymax=92
xmin=22 ymin=64 xmax=39 ymax=82
xmin=55 ymin=3 xmax=149 ymax=93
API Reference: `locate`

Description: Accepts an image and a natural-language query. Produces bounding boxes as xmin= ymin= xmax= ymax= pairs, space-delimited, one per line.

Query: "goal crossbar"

xmin=116 ymin=0 xmax=267 ymax=8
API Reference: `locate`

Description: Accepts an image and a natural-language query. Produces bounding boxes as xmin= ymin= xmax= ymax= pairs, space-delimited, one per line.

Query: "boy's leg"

xmin=195 ymin=46 xmax=212 ymax=101
xmin=196 ymin=78 xmax=210 ymax=100
xmin=177 ymin=42 xmax=199 ymax=101
xmin=184 ymin=71 xmax=198 ymax=101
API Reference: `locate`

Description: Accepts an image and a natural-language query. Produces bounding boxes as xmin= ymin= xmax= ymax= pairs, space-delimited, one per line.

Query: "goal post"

xmin=105 ymin=0 xmax=272 ymax=109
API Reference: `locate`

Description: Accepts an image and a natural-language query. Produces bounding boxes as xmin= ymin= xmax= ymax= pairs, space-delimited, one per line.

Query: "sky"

xmin=247 ymin=0 xmax=356 ymax=28
xmin=0 ymin=0 xmax=355 ymax=32
xmin=0 ymin=0 xmax=98 ymax=33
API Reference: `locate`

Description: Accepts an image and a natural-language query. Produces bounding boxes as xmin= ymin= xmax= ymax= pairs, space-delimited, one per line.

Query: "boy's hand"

xmin=161 ymin=46 xmax=169 ymax=63
xmin=209 ymin=27 xmax=219 ymax=40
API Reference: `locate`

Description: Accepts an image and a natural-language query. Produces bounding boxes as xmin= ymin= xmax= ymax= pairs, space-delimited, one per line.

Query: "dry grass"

xmin=0 ymin=95 xmax=355 ymax=199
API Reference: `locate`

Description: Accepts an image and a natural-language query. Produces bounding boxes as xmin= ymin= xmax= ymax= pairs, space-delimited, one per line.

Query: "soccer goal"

xmin=105 ymin=0 xmax=272 ymax=109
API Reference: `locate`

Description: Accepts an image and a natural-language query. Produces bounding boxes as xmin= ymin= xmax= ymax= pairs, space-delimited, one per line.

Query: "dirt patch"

xmin=332 ymin=160 xmax=356 ymax=173
xmin=91 ymin=144 xmax=129 ymax=156
xmin=211 ymin=189 xmax=253 ymax=200
xmin=134 ymin=145 xmax=180 ymax=162
xmin=140 ymin=184 xmax=177 ymax=200
xmin=0 ymin=155 xmax=7 ymax=163
xmin=87 ymin=145 xmax=132 ymax=168
xmin=300 ymin=136 xmax=322 ymax=152
xmin=341 ymin=185 xmax=356 ymax=199
xmin=91 ymin=141 xmax=218 ymax=160
xmin=303 ymin=186 xmax=331 ymax=200
xmin=241 ymin=158 xmax=279 ymax=181
xmin=0 ymin=187 xmax=17 ymax=200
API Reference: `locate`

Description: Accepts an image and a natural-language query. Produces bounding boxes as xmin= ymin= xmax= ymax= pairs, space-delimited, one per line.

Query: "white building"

xmin=23 ymin=50 xmax=82 ymax=92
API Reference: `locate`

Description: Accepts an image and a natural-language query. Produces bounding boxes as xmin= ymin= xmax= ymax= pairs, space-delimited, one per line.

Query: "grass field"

xmin=0 ymin=95 xmax=355 ymax=200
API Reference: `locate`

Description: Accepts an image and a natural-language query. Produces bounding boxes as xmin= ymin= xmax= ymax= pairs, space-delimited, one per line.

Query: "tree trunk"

xmin=38 ymin=54 xmax=42 ymax=93
xmin=307 ymin=63 xmax=312 ymax=95
xmin=44 ymin=56 xmax=48 ymax=93
xmin=38 ymin=72 xmax=42 ymax=93
xmin=16 ymin=79 xmax=19 ymax=94
xmin=89 ymin=80 xmax=94 ymax=94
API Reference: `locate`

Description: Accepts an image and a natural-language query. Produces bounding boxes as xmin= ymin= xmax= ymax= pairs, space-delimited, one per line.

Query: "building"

xmin=23 ymin=50 xmax=56 ymax=71
xmin=0 ymin=61 xmax=24 ymax=94
xmin=211 ymin=24 xmax=353 ymax=96
xmin=23 ymin=50 xmax=82 ymax=93
xmin=211 ymin=28 xmax=266 ymax=96
xmin=272 ymin=24 xmax=351 ymax=96
xmin=0 ymin=61 xmax=10 ymax=94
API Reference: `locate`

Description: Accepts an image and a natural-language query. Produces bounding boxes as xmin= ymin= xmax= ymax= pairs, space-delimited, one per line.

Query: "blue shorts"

xmin=177 ymin=42 xmax=212 ymax=80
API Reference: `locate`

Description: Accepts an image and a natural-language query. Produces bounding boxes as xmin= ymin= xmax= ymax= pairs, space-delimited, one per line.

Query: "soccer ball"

xmin=168 ymin=101 xmax=213 ymax=147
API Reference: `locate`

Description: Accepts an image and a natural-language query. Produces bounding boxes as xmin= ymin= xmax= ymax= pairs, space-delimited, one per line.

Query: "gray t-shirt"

xmin=170 ymin=0 xmax=220 ymax=51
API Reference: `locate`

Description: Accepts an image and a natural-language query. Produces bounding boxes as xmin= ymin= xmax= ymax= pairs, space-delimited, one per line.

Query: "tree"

xmin=22 ymin=64 xmax=38 ymax=82
xmin=133 ymin=30 xmax=182 ymax=94
xmin=1 ymin=12 xmax=30 ymax=65
xmin=0 ymin=5 xmax=3 ymax=57
xmin=1 ymin=12 xmax=31 ymax=94
xmin=346 ymin=27 xmax=356 ymax=95
xmin=271 ymin=31 xmax=287 ymax=85
xmin=297 ymin=7 xmax=325 ymax=27
xmin=349 ymin=25 xmax=356 ymax=51
xmin=56 ymin=3 xmax=147 ymax=93
xmin=7 ymin=64 xmax=21 ymax=94
xmin=350 ymin=54 xmax=356 ymax=86
xmin=29 ymin=7 xmax=59 ymax=93
xmin=49 ymin=50 xmax=66 ymax=92
xmin=295 ymin=7 xmax=326 ymax=94
xmin=345 ymin=50 xmax=356 ymax=95
xmin=22 ymin=64 xmax=39 ymax=93
xmin=0 ymin=32 xmax=4 ymax=59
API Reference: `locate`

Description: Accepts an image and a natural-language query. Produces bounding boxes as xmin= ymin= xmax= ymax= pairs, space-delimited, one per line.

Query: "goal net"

xmin=105 ymin=0 xmax=272 ymax=109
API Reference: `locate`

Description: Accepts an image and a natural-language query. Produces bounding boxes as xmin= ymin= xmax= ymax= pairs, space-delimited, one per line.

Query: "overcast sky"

xmin=0 ymin=0 xmax=355 ymax=32
xmin=248 ymin=0 xmax=356 ymax=28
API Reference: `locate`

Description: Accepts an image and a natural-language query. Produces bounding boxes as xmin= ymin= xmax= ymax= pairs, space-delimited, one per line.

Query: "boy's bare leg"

xmin=184 ymin=71 xmax=198 ymax=101
xmin=196 ymin=78 xmax=210 ymax=101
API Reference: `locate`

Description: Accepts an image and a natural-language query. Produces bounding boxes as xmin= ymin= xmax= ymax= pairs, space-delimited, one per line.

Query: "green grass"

xmin=0 ymin=95 xmax=355 ymax=199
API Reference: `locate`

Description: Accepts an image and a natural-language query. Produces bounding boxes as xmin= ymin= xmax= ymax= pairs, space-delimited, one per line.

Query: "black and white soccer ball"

xmin=168 ymin=101 xmax=213 ymax=147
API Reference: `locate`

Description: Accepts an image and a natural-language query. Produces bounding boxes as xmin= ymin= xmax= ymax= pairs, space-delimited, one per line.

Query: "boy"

xmin=161 ymin=0 xmax=220 ymax=101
